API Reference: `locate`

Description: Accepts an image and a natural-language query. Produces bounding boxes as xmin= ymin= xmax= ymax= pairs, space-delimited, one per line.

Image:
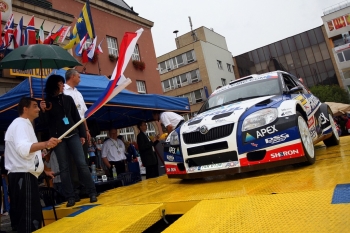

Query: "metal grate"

xmin=183 ymin=124 xmax=234 ymax=144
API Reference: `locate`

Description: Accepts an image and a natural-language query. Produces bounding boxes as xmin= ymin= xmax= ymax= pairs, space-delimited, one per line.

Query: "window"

xmin=146 ymin=123 xmax=156 ymax=137
xmin=186 ymin=51 xmax=194 ymax=63
xmin=221 ymin=78 xmax=226 ymax=86
xmin=162 ymin=79 xmax=175 ymax=92
xmin=227 ymin=63 xmax=232 ymax=72
xmin=132 ymin=44 xmax=140 ymax=61
xmin=182 ymin=93 xmax=193 ymax=105
xmin=119 ymin=127 xmax=135 ymax=142
xmin=193 ymin=89 xmax=203 ymax=103
xmin=136 ymin=81 xmax=146 ymax=93
xmin=190 ymin=70 xmax=200 ymax=83
xmin=107 ymin=36 xmax=118 ymax=56
xmin=217 ymin=60 xmax=223 ymax=69
xmin=175 ymin=54 xmax=184 ymax=67
xmin=180 ymin=74 xmax=188 ymax=86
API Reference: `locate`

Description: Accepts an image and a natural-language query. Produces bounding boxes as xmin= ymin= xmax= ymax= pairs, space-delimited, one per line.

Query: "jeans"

xmin=54 ymin=134 xmax=96 ymax=199
xmin=2 ymin=177 xmax=10 ymax=212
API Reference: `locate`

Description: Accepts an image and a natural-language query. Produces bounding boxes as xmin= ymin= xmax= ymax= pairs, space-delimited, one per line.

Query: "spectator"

xmin=95 ymin=139 xmax=103 ymax=169
xmin=44 ymin=150 xmax=64 ymax=203
xmin=137 ymin=121 xmax=159 ymax=179
xmin=5 ymin=97 xmax=60 ymax=232
xmin=152 ymin=111 xmax=184 ymax=134
xmin=40 ymin=75 xmax=97 ymax=207
xmin=101 ymin=129 xmax=127 ymax=176
xmin=87 ymin=141 xmax=96 ymax=166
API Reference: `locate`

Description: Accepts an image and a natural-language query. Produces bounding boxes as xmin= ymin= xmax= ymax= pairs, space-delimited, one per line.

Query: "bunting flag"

xmin=43 ymin=25 xmax=55 ymax=44
xmin=14 ymin=16 xmax=23 ymax=48
xmin=57 ymin=26 xmax=71 ymax=43
xmin=84 ymin=28 xmax=143 ymax=119
xmin=4 ymin=13 xmax=14 ymax=47
xmin=50 ymin=25 xmax=63 ymax=43
xmin=87 ymin=36 xmax=97 ymax=59
xmin=24 ymin=16 xmax=36 ymax=45
xmin=96 ymin=37 xmax=104 ymax=54
xmin=74 ymin=33 xmax=88 ymax=56
xmin=63 ymin=34 xmax=77 ymax=49
xmin=36 ymin=20 xmax=45 ymax=44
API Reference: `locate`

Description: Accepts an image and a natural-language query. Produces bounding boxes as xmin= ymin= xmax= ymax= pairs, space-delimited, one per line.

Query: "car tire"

xmin=323 ymin=110 xmax=340 ymax=147
xmin=297 ymin=112 xmax=315 ymax=165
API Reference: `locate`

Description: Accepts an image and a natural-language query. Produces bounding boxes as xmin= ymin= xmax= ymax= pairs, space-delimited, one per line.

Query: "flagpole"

xmin=97 ymin=56 xmax=101 ymax=75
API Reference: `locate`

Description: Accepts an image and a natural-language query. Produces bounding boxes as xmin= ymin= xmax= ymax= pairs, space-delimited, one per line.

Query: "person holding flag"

xmin=40 ymin=75 xmax=97 ymax=207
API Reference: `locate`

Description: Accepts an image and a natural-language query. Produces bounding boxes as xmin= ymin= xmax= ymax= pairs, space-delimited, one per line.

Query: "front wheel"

xmin=297 ymin=112 xmax=315 ymax=165
xmin=323 ymin=112 xmax=340 ymax=147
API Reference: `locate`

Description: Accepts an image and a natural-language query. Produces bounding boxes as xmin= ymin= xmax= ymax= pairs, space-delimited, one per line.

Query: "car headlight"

xmin=169 ymin=131 xmax=180 ymax=146
xmin=242 ymin=108 xmax=277 ymax=131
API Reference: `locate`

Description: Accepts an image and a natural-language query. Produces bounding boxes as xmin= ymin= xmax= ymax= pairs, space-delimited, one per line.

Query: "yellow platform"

xmin=37 ymin=137 xmax=350 ymax=233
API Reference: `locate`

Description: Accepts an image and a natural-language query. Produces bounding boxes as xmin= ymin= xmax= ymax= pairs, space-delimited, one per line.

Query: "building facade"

xmin=0 ymin=0 xmax=164 ymax=141
xmin=233 ymin=26 xmax=340 ymax=89
xmin=322 ymin=2 xmax=350 ymax=91
xmin=157 ymin=26 xmax=236 ymax=119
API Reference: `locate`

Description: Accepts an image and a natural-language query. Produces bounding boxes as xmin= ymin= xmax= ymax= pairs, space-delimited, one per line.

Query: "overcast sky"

xmin=125 ymin=0 xmax=337 ymax=57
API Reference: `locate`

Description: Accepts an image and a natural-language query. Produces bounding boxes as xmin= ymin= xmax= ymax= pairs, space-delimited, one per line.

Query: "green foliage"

xmin=310 ymin=85 xmax=350 ymax=104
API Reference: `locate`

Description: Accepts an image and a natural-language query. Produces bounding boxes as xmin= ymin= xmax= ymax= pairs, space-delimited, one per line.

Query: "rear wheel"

xmin=323 ymin=112 xmax=340 ymax=147
xmin=297 ymin=112 xmax=315 ymax=165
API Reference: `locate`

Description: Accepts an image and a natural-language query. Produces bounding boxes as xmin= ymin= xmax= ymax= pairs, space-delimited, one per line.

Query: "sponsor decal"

xmin=256 ymin=125 xmax=278 ymax=138
xmin=319 ymin=112 xmax=329 ymax=125
xmin=167 ymin=155 xmax=174 ymax=161
xmin=167 ymin=167 xmax=177 ymax=172
xmin=308 ymin=95 xmax=320 ymax=109
xmin=294 ymin=95 xmax=307 ymax=105
xmin=187 ymin=166 xmax=199 ymax=172
xmin=309 ymin=126 xmax=317 ymax=138
xmin=165 ymin=164 xmax=187 ymax=174
xmin=265 ymin=133 xmax=289 ymax=144
xmin=188 ymin=105 xmax=243 ymax=122
xmin=168 ymin=147 xmax=177 ymax=154
xmin=201 ymin=163 xmax=223 ymax=171
xmin=271 ymin=149 xmax=300 ymax=158
xmin=215 ymin=119 xmax=226 ymax=123
xmin=225 ymin=161 xmax=239 ymax=168
xmin=245 ymin=133 xmax=255 ymax=142
xmin=308 ymin=116 xmax=315 ymax=128
xmin=281 ymin=111 xmax=293 ymax=117
xmin=251 ymin=143 xmax=258 ymax=147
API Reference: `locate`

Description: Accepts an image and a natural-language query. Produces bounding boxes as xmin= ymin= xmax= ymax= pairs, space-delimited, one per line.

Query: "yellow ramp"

xmin=36 ymin=204 xmax=163 ymax=233
xmin=164 ymin=190 xmax=350 ymax=233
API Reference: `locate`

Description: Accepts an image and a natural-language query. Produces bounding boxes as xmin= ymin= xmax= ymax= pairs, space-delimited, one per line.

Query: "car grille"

xmin=187 ymin=151 xmax=238 ymax=167
xmin=187 ymin=141 xmax=228 ymax=155
xmin=182 ymin=123 xmax=234 ymax=144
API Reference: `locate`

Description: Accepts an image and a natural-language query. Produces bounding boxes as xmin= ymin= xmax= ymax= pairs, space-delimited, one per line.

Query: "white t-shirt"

xmin=160 ymin=112 xmax=184 ymax=128
xmin=101 ymin=138 xmax=126 ymax=162
xmin=4 ymin=117 xmax=44 ymax=178
xmin=64 ymin=84 xmax=87 ymax=119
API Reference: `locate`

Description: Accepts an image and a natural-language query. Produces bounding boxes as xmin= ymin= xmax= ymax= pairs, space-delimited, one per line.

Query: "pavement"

xmin=0 ymin=214 xmax=14 ymax=233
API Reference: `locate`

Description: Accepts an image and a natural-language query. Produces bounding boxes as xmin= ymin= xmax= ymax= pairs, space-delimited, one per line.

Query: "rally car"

xmin=163 ymin=71 xmax=339 ymax=179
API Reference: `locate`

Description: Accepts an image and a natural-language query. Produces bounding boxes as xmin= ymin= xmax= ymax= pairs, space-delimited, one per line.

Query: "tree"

xmin=310 ymin=85 xmax=350 ymax=104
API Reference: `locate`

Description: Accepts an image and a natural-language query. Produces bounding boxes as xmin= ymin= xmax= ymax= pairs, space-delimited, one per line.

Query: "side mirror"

xmin=287 ymin=86 xmax=303 ymax=94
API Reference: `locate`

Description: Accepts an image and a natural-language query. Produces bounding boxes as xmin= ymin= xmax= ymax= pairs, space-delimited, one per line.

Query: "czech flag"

xmin=84 ymin=28 xmax=144 ymax=119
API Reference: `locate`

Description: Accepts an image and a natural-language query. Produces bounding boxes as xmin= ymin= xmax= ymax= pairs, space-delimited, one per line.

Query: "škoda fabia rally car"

xmin=163 ymin=71 xmax=339 ymax=179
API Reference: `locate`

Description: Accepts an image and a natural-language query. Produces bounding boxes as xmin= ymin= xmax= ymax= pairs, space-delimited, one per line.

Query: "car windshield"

xmin=199 ymin=77 xmax=281 ymax=113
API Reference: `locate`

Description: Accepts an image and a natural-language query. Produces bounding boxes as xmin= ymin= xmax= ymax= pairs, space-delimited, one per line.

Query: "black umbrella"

xmin=0 ymin=44 xmax=82 ymax=98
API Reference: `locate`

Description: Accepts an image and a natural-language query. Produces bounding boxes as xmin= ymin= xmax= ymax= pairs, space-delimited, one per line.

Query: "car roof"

xmin=228 ymin=71 xmax=281 ymax=85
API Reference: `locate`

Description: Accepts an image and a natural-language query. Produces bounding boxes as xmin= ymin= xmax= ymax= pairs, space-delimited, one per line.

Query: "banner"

xmin=327 ymin=15 xmax=350 ymax=31
xmin=9 ymin=68 xmax=53 ymax=78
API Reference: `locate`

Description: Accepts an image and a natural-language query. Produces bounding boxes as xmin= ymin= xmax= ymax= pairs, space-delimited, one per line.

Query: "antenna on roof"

xmin=188 ymin=16 xmax=197 ymax=42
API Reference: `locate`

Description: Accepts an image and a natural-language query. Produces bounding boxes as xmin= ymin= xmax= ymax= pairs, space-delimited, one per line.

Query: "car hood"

xmin=182 ymin=95 xmax=277 ymax=133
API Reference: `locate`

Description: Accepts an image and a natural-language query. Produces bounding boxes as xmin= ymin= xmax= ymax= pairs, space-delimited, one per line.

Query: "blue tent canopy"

xmin=0 ymin=69 xmax=190 ymax=131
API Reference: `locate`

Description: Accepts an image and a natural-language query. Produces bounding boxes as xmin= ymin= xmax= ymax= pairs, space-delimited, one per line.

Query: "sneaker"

xmin=90 ymin=194 xmax=97 ymax=203
xmin=66 ymin=198 xmax=75 ymax=207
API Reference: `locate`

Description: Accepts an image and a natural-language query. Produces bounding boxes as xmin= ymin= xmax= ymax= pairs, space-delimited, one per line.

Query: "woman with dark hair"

xmin=40 ymin=75 xmax=97 ymax=207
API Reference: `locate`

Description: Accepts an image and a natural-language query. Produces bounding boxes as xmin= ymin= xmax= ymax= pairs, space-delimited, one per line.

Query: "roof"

xmin=101 ymin=0 xmax=138 ymax=15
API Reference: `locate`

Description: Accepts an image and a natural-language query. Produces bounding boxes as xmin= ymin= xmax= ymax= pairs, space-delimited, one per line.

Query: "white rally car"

xmin=163 ymin=71 xmax=339 ymax=179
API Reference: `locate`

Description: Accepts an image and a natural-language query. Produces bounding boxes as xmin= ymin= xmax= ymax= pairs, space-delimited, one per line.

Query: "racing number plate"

xmin=201 ymin=163 xmax=223 ymax=171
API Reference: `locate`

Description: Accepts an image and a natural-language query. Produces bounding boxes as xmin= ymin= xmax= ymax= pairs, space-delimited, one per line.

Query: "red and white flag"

xmin=24 ymin=16 xmax=36 ymax=45
xmin=84 ymin=28 xmax=144 ymax=118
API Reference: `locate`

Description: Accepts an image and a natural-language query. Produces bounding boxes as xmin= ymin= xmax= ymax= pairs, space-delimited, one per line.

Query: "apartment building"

xmin=157 ymin=26 xmax=236 ymax=119
xmin=322 ymin=1 xmax=350 ymax=91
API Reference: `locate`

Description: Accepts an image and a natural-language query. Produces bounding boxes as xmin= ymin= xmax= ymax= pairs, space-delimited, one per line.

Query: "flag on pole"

xmin=87 ymin=36 xmax=97 ymax=59
xmin=43 ymin=25 xmax=55 ymax=44
xmin=36 ymin=20 xmax=45 ymax=44
xmin=24 ymin=16 xmax=36 ymax=45
xmin=14 ymin=16 xmax=23 ymax=48
xmin=84 ymin=28 xmax=144 ymax=119
xmin=74 ymin=33 xmax=88 ymax=56
xmin=72 ymin=0 xmax=95 ymax=42
xmin=96 ymin=38 xmax=104 ymax=54
xmin=57 ymin=26 xmax=71 ymax=43
xmin=4 ymin=13 xmax=14 ymax=47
